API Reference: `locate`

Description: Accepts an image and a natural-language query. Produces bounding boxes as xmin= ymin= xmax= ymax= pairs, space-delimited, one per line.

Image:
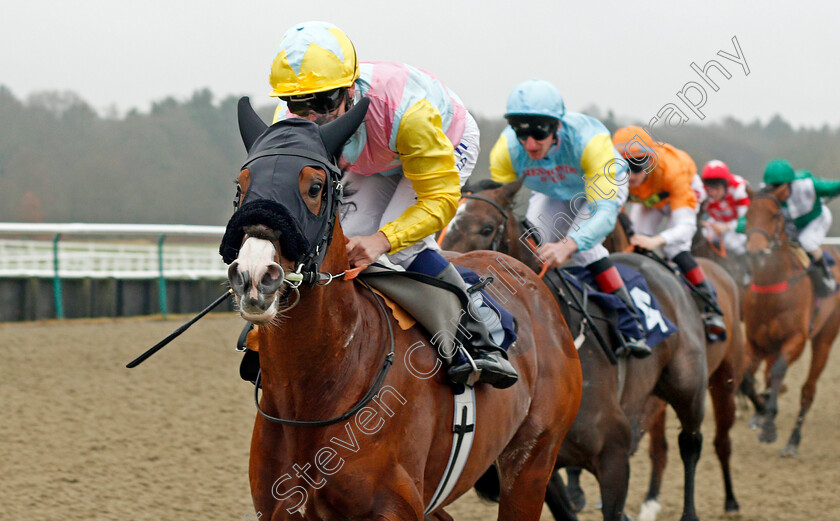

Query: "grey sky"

xmin=3 ymin=0 xmax=838 ymax=128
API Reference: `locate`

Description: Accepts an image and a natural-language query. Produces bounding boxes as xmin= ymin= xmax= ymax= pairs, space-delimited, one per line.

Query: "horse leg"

xmin=639 ymin=401 xmax=667 ymax=521
xmin=758 ymin=334 xmax=806 ymax=445
xmin=593 ymin=441 xmax=633 ymax=521
xmin=565 ymin=467 xmax=587 ymax=512
xmin=743 ymin=340 xmax=767 ymax=429
xmin=758 ymin=354 xmax=787 ymax=443
xmin=781 ymin=315 xmax=840 ymax=457
xmin=740 ymin=369 xmax=766 ymax=428
xmin=497 ymin=428 xmax=565 ymax=521
xmin=673 ymin=428 xmax=703 ymax=521
xmin=580 ymin=417 xmax=633 ymax=521
xmin=660 ymin=377 xmax=705 ymax=521
xmin=545 ymin=470 xmax=581 ymax=521
xmin=709 ymin=360 xmax=740 ymax=513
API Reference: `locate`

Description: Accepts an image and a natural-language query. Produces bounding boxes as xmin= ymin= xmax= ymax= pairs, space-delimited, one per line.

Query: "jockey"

xmin=261 ymin=21 xmax=516 ymax=388
xmin=612 ymin=126 xmax=727 ymax=342
xmin=489 ymin=79 xmax=652 ymax=357
xmin=700 ymin=160 xmax=750 ymax=256
xmin=760 ymin=159 xmax=840 ymax=296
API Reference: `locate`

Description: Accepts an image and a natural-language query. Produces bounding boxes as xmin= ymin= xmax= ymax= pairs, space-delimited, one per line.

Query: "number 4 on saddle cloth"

xmin=552 ymin=264 xmax=676 ymax=358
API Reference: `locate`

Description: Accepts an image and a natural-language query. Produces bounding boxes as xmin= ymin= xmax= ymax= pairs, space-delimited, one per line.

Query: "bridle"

xmin=461 ymin=192 xmax=510 ymax=252
xmin=233 ymin=149 xmax=396 ymax=428
xmin=745 ymin=192 xmax=787 ymax=253
xmin=744 ymin=191 xmax=811 ymax=293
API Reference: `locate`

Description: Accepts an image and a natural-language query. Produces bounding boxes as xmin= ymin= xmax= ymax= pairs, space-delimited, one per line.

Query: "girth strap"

xmin=424 ymin=386 xmax=477 ymax=515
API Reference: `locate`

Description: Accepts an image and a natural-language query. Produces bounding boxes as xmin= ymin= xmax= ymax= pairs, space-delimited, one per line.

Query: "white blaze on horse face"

xmin=231 ymin=237 xmax=283 ymax=321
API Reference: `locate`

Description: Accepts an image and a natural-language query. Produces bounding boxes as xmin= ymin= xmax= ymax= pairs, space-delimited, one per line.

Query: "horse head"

xmin=441 ymin=178 xmax=524 ymax=253
xmin=220 ymin=97 xmax=369 ymax=323
xmin=745 ymin=185 xmax=788 ymax=271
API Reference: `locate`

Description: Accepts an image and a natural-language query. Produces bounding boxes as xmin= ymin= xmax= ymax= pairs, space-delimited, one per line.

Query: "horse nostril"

xmin=228 ymin=262 xmax=251 ymax=295
xmin=259 ymin=265 xmax=284 ymax=294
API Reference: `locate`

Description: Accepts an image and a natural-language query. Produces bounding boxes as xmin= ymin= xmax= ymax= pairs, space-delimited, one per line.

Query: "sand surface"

xmin=2 ymin=314 xmax=839 ymax=520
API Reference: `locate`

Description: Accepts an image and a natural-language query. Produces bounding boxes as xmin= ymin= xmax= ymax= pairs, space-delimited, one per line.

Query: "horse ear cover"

xmin=220 ymin=98 xmax=370 ymax=266
xmin=319 ymin=97 xmax=370 ymax=160
xmin=238 ymin=97 xmax=269 ymax=153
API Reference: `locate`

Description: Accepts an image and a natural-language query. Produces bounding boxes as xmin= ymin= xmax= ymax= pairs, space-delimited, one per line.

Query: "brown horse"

xmin=743 ymin=186 xmax=840 ymax=456
xmin=224 ymin=99 xmax=582 ymax=520
xmin=441 ymin=181 xmax=708 ymax=521
xmin=605 ymin=213 xmax=749 ymax=519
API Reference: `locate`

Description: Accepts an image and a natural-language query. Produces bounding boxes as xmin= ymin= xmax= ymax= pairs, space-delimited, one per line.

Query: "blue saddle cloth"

xmin=562 ymin=264 xmax=677 ymax=349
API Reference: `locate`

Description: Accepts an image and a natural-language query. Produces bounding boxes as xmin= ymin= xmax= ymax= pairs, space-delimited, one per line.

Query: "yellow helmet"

xmin=269 ymin=21 xmax=360 ymax=97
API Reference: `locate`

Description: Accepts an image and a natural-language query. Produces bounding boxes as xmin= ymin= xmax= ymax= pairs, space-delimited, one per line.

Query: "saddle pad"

xmin=562 ymin=264 xmax=677 ymax=348
xmin=370 ymin=288 xmax=417 ymax=330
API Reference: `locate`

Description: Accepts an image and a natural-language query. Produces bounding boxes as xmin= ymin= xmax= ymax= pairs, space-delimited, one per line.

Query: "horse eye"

xmin=308 ymin=183 xmax=323 ymax=197
xmin=480 ymin=225 xmax=495 ymax=236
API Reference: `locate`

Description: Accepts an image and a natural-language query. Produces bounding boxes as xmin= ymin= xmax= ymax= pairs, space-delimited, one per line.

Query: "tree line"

xmin=2 ymin=86 xmax=839 ymax=232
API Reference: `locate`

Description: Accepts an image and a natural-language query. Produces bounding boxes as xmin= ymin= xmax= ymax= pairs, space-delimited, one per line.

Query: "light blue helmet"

xmin=504 ymin=79 xmax=565 ymax=120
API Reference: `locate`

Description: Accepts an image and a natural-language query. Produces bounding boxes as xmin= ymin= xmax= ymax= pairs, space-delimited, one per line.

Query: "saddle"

xmin=357 ymin=263 xmax=517 ymax=365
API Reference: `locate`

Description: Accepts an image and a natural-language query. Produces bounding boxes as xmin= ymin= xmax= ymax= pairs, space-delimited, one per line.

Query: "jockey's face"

xmin=520 ymin=134 xmax=555 ymax=160
xmin=628 ymin=170 xmax=647 ymax=189
xmin=705 ymin=184 xmax=726 ymax=201
xmin=508 ymin=116 xmax=560 ymax=160
xmin=288 ymin=86 xmax=355 ymax=125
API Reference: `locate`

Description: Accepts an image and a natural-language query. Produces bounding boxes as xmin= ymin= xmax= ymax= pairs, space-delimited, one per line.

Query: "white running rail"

xmin=0 ymin=223 xmax=227 ymax=279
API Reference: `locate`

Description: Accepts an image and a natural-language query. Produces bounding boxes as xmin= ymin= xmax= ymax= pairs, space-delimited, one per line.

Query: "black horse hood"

xmin=219 ymin=97 xmax=369 ymax=266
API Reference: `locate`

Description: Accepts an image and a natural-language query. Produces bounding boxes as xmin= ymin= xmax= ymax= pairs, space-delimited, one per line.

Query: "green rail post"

xmin=158 ymin=234 xmax=168 ymax=318
xmin=52 ymin=233 xmax=64 ymax=319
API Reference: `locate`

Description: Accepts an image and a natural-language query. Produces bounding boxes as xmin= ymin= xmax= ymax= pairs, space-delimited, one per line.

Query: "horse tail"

xmin=472 ymin=465 xmax=500 ymax=503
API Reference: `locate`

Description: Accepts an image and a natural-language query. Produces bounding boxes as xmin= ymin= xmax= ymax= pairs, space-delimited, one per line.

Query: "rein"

xmin=253 ymin=278 xmax=396 ymax=427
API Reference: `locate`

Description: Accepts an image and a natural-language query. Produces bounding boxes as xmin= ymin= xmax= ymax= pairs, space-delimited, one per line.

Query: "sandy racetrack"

xmin=2 ymin=314 xmax=839 ymax=520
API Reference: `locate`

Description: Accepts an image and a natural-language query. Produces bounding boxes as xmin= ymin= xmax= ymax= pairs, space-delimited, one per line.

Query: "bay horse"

xmin=743 ymin=186 xmax=840 ymax=456
xmin=441 ymin=181 xmax=708 ymax=521
xmin=223 ymin=99 xmax=582 ymax=520
xmin=605 ymin=218 xmax=748 ymax=519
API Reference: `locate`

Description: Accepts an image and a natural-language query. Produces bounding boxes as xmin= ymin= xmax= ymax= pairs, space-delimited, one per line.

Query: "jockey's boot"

xmin=809 ymin=252 xmax=837 ymax=297
xmin=588 ymin=258 xmax=652 ymax=358
xmin=408 ymin=250 xmax=518 ymax=389
xmin=673 ymin=251 xmax=727 ymax=342
xmin=237 ymin=323 xmax=260 ymax=385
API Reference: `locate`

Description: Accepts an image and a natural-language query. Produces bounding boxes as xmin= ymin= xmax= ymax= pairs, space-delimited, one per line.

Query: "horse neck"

xmin=752 ymin=242 xmax=799 ymax=285
xmin=258 ymin=227 xmax=381 ymax=417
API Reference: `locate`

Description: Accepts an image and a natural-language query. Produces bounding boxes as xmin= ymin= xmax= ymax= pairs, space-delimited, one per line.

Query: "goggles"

xmin=507 ymin=116 xmax=559 ymax=141
xmin=281 ymin=88 xmax=347 ymax=116
xmin=625 ymin=155 xmax=650 ymax=173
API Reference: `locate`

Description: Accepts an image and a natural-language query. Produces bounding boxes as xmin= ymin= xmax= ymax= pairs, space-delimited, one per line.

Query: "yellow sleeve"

xmin=489 ymin=133 xmax=518 ymax=184
xmin=378 ymin=99 xmax=461 ymax=254
xmin=580 ymin=133 xmax=621 ymax=203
